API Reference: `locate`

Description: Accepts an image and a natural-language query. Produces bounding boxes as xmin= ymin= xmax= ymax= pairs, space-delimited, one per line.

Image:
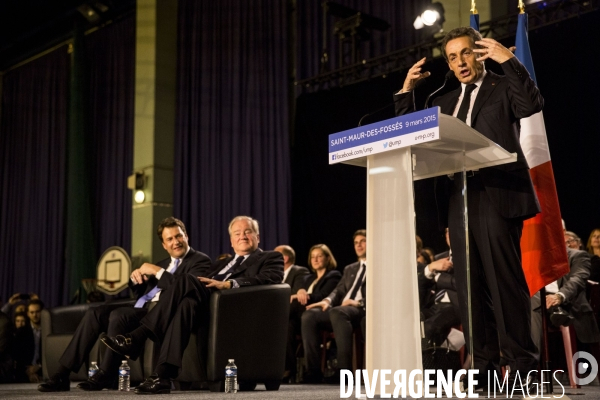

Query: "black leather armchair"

xmin=144 ymin=283 xmax=290 ymax=392
xmin=41 ymin=300 xmax=144 ymax=382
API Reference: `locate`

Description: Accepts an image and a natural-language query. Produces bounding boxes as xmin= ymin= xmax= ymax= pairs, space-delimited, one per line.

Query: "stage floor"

xmin=1 ymin=382 xmax=600 ymax=399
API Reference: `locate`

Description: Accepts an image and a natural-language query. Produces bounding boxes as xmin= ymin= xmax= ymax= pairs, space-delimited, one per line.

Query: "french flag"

xmin=514 ymin=13 xmax=569 ymax=295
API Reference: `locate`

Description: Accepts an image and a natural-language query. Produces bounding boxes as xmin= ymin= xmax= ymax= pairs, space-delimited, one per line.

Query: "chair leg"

xmin=560 ymin=325 xmax=581 ymax=389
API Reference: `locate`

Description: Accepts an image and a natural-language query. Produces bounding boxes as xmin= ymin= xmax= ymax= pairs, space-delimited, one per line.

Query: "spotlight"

xmin=128 ymin=171 xmax=147 ymax=203
xmin=422 ymin=10 xmax=440 ymax=26
xmin=413 ymin=2 xmax=445 ymax=32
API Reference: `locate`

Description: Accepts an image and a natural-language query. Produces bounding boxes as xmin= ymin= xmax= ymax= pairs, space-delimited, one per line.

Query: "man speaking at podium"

xmin=394 ymin=27 xmax=542 ymax=387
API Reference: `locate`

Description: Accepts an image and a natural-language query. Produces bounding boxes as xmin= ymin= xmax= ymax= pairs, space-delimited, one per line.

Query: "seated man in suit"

xmin=275 ymin=244 xmax=309 ymax=297
xmin=419 ymin=228 xmax=461 ymax=348
xmin=531 ymin=247 xmax=600 ymax=351
xmin=102 ymin=215 xmax=284 ymax=395
xmin=301 ymin=230 xmax=366 ymax=383
xmin=38 ymin=217 xmax=211 ymax=392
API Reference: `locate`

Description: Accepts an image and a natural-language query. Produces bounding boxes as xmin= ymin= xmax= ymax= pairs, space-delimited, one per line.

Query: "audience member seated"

xmin=423 ymin=247 xmax=436 ymax=263
xmin=285 ymin=244 xmax=341 ymax=383
xmin=417 ymin=249 xmax=432 ymax=266
xmin=531 ymin=247 xmax=600 ymax=353
xmin=0 ymin=310 xmax=13 ymax=383
xmin=587 ymin=229 xmax=600 ymax=283
xmin=14 ymin=312 xmax=27 ymax=329
xmin=1 ymin=292 xmax=37 ymax=320
xmin=275 ymin=245 xmax=309 ymax=298
xmin=12 ymin=300 xmax=44 ymax=383
xmin=565 ymin=231 xmax=583 ymax=250
xmin=37 ymin=217 xmax=211 ymax=392
xmin=418 ymin=228 xmax=461 ymax=349
xmin=301 ymin=230 xmax=366 ymax=383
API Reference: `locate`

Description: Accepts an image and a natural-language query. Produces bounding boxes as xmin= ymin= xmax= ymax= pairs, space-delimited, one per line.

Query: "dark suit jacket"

xmin=206 ymin=248 xmax=284 ymax=287
xmin=129 ymin=247 xmax=212 ymax=300
xmin=301 ymin=270 xmax=342 ymax=305
xmin=326 ymin=261 xmax=364 ymax=307
xmin=285 ymin=264 xmax=310 ymax=295
xmin=558 ymin=248 xmax=600 ymax=343
xmin=395 ymin=57 xmax=542 ymax=220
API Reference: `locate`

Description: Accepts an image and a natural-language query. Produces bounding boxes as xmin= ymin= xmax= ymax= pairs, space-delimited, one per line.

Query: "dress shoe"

xmin=38 ymin=373 xmax=70 ymax=392
xmin=550 ymin=306 xmax=574 ymax=327
xmin=134 ymin=374 xmax=171 ymax=395
xmin=77 ymin=368 xmax=115 ymax=391
xmin=101 ymin=334 xmax=142 ymax=360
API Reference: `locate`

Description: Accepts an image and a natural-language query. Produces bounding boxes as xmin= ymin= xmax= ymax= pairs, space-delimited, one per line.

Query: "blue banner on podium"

xmin=328 ymin=107 xmax=440 ymax=164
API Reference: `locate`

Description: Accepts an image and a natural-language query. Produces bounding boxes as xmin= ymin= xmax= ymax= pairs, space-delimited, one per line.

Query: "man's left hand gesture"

xmin=473 ymin=38 xmax=515 ymax=64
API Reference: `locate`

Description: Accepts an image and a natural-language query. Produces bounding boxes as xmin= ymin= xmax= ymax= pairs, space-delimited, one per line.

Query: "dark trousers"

xmin=286 ymin=300 xmax=305 ymax=372
xmin=140 ymin=273 xmax=210 ymax=371
xmin=59 ymin=304 xmax=146 ymax=377
xmin=449 ymin=174 xmax=538 ymax=375
xmin=422 ymin=302 xmax=461 ymax=346
xmin=301 ymin=305 xmax=365 ymax=373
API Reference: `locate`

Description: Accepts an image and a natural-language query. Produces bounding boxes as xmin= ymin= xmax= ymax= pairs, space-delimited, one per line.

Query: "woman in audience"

xmin=587 ymin=229 xmax=600 ymax=282
xmin=284 ymin=244 xmax=342 ymax=383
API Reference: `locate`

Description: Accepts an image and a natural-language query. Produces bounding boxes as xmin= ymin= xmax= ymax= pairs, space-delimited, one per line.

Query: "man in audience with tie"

xmin=101 ymin=215 xmax=283 ymax=395
xmin=301 ymin=230 xmax=366 ymax=383
xmin=394 ymin=26 xmax=543 ymax=389
xmin=38 ymin=217 xmax=211 ymax=392
xmin=419 ymin=228 xmax=460 ymax=348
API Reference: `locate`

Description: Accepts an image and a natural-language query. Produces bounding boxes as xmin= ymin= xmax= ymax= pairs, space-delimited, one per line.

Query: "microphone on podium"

xmin=424 ymin=70 xmax=455 ymax=109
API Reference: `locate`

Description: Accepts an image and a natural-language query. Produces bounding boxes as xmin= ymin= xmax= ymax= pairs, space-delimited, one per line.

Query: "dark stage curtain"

xmin=0 ymin=17 xmax=135 ymax=307
xmin=86 ymin=16 xmax=135 ymax=257
xmin=0 ymin=48 xmax=70 ymax=306
xmin=175 ymin=0 xmax=291 ymax=257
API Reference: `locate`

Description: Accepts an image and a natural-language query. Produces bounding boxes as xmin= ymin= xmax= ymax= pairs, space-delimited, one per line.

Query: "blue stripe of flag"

xmin=515 ymin=13 xmax=538 ymax=85
xmin=470 ymin=14 xmax=480 ymax=31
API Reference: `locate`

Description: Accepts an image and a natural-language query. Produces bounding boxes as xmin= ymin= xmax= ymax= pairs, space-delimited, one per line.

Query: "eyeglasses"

xmin=565 ymin=238 xmax=579 ymax=244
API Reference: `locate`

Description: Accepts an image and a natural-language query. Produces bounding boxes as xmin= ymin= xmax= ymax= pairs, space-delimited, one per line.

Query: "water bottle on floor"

xmin=88 ymin=361 xmax=99 ymax=379
xmin=225 ymin=359 xmax=238 ymax=393
xmin=118 ymin=360 xmax=130 ymax=391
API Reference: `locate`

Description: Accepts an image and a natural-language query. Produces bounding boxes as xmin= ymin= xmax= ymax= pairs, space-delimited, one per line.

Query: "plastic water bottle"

xmin=118 ymin=360 xmax=131 ymax=391
xmin=225 ymin=359 xmax=238 ymax=393
xmin=88 ymin=361 xmax=99 ymax=379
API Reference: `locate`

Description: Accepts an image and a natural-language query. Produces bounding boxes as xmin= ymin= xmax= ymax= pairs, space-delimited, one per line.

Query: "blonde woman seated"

xmin=284 ymin=244 xmax=342 ymax=382
xmin=587 ymin=229 xmax=600 ymax=282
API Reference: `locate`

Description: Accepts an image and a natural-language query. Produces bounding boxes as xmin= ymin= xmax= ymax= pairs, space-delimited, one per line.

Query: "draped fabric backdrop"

xmin=86 ymin=16 xmax=135 ymax=257
xmin=174 ymin=0 xmax=291 ymax=257
xmin=0 ymin=48 xmax=70 ymax=306
xmin=0 ymin=16 xmax=135 ymax=307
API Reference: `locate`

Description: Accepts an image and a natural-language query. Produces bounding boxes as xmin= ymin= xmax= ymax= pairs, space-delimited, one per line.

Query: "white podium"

xmin=328 ymin=108 xmax=517 ymax=392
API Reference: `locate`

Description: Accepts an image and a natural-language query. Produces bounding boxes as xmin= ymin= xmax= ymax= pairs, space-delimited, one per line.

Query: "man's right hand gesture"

xmin=400 ymin=57 xmax=431 ymax=93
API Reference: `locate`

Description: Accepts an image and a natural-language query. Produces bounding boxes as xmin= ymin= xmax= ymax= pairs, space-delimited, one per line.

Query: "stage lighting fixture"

xmin=413 ymin=2 xmax=446 ymax=32
xmin=77 ymin=4 xmax=101 ymax=23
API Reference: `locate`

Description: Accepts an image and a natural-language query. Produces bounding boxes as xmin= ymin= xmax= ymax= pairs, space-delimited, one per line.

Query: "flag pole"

xmin=518 ymin=0 xmax=525 ymax=14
